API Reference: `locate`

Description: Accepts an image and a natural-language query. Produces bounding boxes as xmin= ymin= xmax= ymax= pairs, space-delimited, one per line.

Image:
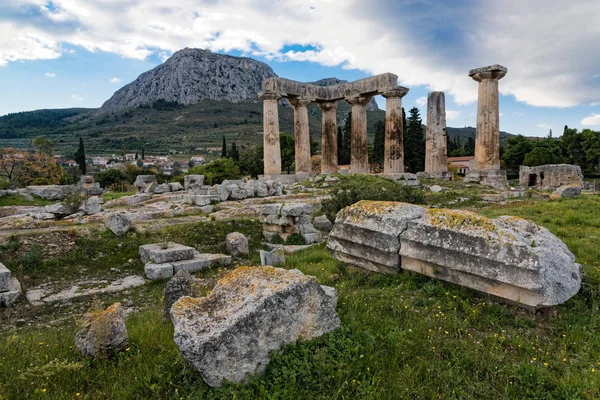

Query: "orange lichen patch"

xmin=338 ymin=200 xmax=414 ymax=222
xmin=171 ymin=296 xmax=203 ymax=318
xmin=425 ymin=208 xmax=517 ymax=243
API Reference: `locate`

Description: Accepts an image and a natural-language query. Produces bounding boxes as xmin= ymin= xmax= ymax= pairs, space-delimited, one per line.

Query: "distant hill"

xmin=447 ymin=126 xmax=513 ymax=144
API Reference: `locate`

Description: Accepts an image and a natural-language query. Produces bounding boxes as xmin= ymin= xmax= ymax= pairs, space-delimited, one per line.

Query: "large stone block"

xmin=139 ymin=243 xmax=196 ymax=264
xmin=0 ymin=262 xmax=11 ymax=292
xmin=171 ymin=253 xmax=232 ymax=273
xmin=327 ymin=201 xmax=581 ymax=309
xmin=0 ymin=278 xmax=22 ymax=307
xmin=171 ymin=266 xmax=340 ymax=387
xmin=184 ymin=195 xmax=219 ymax=206
xmin=184 ymin=175 xmax=205 ymax=192
xmin=26 ymin=185 xmax=77 ymax=200
xmin=133 ymin=175 xmax=158 ymax=193
xmin=281 ymin=203 xmax=313 ymax=217
xmin=104 ymin=213 xmax=131 ymax=235
xmin=145 ymin=263 xmax=174 ymax=280
xmin=75 ymin=302 xmax=128 ymax=358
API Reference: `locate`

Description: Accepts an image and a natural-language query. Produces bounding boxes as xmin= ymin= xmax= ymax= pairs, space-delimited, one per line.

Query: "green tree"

xmin=336 ymin=126 xmax=343 ymax=164
xmin=238 ymin=145 xmax=264 ymax=178
xmin=404 ymin=107 xmax=425 ymax=173
xmin=501 ymin=135 xmax=532 ymax=170
xmin=371 ymin=120 xmax=385 ymax=165
xmin=94 ymin=169 xmax=128 ymax=188
xmin=464 ymin=136 xmax=476 ymax=156
xmin=32 ymin=136 xmax=53 ymax=156
xmin=229 ymin=142 xmax=240 ymax=162
xmin=136 ymin=159 xmax=143 ymax=168
xmin=339 ymin=112 xmax=352 ymax=165
xmin=581 ymin=129 xmax=600 ymax=173
xmin=74 ymin=137 xmax=87 ymax=175
xmin=188 ymin=158 xmax=240 ymax=185
xmin=280 ymin=133 xmax=295 ymax=174
xmin=141 ymin=147 xmax=145 ymax=160
xmin=221 ymin=136 xmax=227 ymax=159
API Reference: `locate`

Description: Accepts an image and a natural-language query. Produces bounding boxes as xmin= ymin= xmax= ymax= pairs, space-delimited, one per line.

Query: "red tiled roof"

xmin=448 ymin=156 xmax=475 ymax=162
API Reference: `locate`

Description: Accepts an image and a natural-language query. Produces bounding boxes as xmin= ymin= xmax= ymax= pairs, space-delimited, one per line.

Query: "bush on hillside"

xmin=94 ymin=169 xmax=128 ymax=188
xmin=188 ymin=158 xmax=240 ymax=185
xmin=321 ymin=175 xmax=426 ymax=222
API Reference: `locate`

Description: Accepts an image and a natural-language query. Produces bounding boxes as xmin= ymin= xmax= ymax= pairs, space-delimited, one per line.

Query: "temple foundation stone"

xmin=346 ymin=95 xmax=373 ymax=174
xmin=259 ymin=91 xmax=282 ymax=175
xmin=317 ymin=101 xmax=339 ymax=174
xmin=382 ymin=87 xmax=409 ymax=174
xmin=289 ymin=98 xmax=312 ymax=174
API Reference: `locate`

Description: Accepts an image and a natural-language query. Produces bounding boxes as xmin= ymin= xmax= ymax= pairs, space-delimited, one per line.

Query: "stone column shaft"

xmin=317 ymin=101 xmax=338 ymax=173
xmin=469 ymin=65 xmax=507 ymax=171
xmin=425 ymin=91 xmax=448 ymax=173
xmin=259 ymin=91 xmax=282 ymax=175
xmin=346 ymin=95 xmax=373 ymax=174
xmin=289 ymin=98 xmax=312 ymax=174
xmin=382 ymin=87 xmax=409 ymax=174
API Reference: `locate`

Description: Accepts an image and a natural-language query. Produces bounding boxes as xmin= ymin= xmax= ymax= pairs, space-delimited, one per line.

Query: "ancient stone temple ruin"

xmin=259 ymin=74 xmax=409 ymax=175
xmin=519 ymin=164 xmax=584 ymax=190
xmin=464 ymin=64 xmax=509 ymax=189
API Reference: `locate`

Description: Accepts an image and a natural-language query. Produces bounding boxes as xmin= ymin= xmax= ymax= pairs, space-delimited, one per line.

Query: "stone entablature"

xmin=519 ymin=164 xmax=584 ymax=189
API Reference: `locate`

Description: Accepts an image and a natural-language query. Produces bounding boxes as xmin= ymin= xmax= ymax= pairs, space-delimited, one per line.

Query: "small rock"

xmin=104 ymin=213 xmax=131 ymax=236
xmin=225 ymin=232 xmax=249 ymax=257
xmin=429 ymin=185 xmax=443 ymax=193
xmin=75 ymin=302 xmax=129 ymax=359
xmin=329 ymin=273 xmax=341 ymax=282
xmin=313 ymin=215 xmax=333 ymax=231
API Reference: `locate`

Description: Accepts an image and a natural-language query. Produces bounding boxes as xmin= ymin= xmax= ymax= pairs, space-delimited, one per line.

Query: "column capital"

xmin=258 ymin=90 xmax=282 ymax=101
xmin=468 ymin=64 xmax=507 ymax=82
xmin=345 ymin=94 xmax=373 ymax=106
xmin=316 ymin=100 xmax=338 ymax=112
xmin=288 ymin=97 xmax=312 ymax=108
xmin=381 ymin=86 xmax=410 ymax=99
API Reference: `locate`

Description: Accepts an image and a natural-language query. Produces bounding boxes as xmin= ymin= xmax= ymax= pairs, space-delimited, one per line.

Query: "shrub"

xmin=18 ymin=245 xmax=42 ymax=272
xmin=321 ymin=175 xmax=426 ymax=221
xmin=63 ymin=192 xmax=88 ymax=212
xmin=285 ymin=233 xmax=307 ymax=246
xmin=188 ymin=158 xmax=240 ymax=185
xmin=95 ymin=169 xmax=128 ymax=188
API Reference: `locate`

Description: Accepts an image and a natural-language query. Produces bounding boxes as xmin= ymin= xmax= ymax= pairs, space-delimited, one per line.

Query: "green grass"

xmin=0 ymin=195 xmax=55 ymax=207
xmin=2 ymin=196 xmax=600 ymax=399
xmin=102 ymin=191 xmax=137 ymax=202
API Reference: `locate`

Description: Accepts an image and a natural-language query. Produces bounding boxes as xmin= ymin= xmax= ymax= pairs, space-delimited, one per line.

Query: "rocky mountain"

xmin=99 ymin=48 xmax=277 ymax=114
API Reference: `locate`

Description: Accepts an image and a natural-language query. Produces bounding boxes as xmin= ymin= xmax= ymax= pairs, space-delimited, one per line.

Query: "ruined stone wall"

xmin=519 ymin=164 xmax=584 ymax=189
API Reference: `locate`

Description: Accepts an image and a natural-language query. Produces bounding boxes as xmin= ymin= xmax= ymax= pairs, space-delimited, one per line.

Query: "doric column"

xmin=345 ymin=95 xmax=373 ymax=174
xmin=317 ymin=101 xmax=338 ymax=174
xmin=469 ymin=65 xmax=507 ymax=171
xmin=382 ymin=87 xmax=409 ymax=174
xmin=259 ymin=90 xmax=282 ymax=175
xmin=288 ymin=97 xmax=312 ymax=174
xmin=425 ymin=91 xmax=448 ymax=173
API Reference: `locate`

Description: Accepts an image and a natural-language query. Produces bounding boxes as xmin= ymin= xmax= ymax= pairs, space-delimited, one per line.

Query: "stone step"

xmin=139 ymin=243 xmax=196 ymax=264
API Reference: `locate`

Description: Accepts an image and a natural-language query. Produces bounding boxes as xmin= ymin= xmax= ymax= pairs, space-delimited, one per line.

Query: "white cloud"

xmin=446 ymin=110 xmax=461 ymax=120
xmin=1 ymin=0 xmax=600 ymax=108
xmin=109 ymin=77 xmax=121 ymax=83
xmin=416 ymin=96 xmax=427 ymax=107
xmin=537 ymin=123 xmax=552 ymax=129
xmin=581 ymin=113 xmax=600 ymax=126
xmin=45 ymin=72 xmax=56 ymax=77
xmin=72 ymin=94 xmax=83 ymax=101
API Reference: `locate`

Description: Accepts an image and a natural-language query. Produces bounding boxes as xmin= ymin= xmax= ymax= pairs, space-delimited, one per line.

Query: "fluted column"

xmin=469 ymin=65 xmax=507 ymax=171
xmin=259 ymin=91 xmax=282 ymax=175
xmin=382 ymin=87 xmax=409 ymax=174
xmin=289 ymin=97 xmax=312 ymax=174
xmin=345 ymin=95 xmax=373 ymax=174
xmin=317 ymin=101 xmax=338 ymax=174
xmin=425 ymin=91 xmax=448 ymax=173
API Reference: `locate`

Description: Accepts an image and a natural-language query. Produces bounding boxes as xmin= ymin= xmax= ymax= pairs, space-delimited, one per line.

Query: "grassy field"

xmin=0 ymin=195 xmax=56 ymax=207
xmin=1 ymin=195 xmax=600 ymax=399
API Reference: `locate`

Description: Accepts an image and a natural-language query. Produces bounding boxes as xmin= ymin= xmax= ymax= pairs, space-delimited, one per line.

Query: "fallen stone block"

xmin=0 ymin=278 xmax=22 ymax=307
xmin=26 ymin=185 xmax=76 ymax=200
xmin=184 ymin=195 xmax=219 ymax=206
xmin=184 ymin=175 xmax=204 ymax=192
xmin=45 ymin=203 xmax=75 ymax=217
xmin=0 ymin=262 xmax=12 ymax=292
xmin=154 ymin=183 xmax=171 ymax=194
xmin=281 ymin=203 xmax=313 ymax=217
xmin=133 ymin=175 xmax=158 ymax=193
xmin=169 ymin=182 xmax=184 ymax=192
xmin=84 ymin=196 xmax=102 ymax=215
xmin=75 ymin=302 xmax=128 ymax=359
xmin=163 ymin=270 xmax=198 ymax=321
xmin=260 ymin=248 xmax=285 ymax=267
xmin=327 ymin=201 xmax=581 ymax=310
xmin=105 ymin=213 xmax=131 ymax=235
xmin=313 ymin=215 xmax=333 ymax=231
xmin=145 ymin=263 xmax=174 ymax=280
xmin=171 ymin=253 xmax=232 ymax=273
xmin=171 ymin=266 xmax=340 ymax=387
xmin=229 ymin=188 xmax=248 ymax=200
xmin=551 ymin=185 xmax=583 ymax=199
xmin=226 ymin=232 xmax=249 ymax=257
xmin=139 ymin=242 xmax=196 ymax=264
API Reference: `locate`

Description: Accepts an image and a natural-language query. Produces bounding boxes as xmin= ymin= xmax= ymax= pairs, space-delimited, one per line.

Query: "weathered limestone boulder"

xmin=0 ymin=263 xmax=10 ymax=292
xmin=163 ymin=270 xmax=197 ymax=321
xmin=83 ymin=196 xmax=102 ymax=215
xmin=0 ymin=262 xmax=22 ymax=307
xmin=154 ymin=183 xmax=171 ymax=194
xmin=144 ymin=263 xmax=174 ymax=280
xmin=45 ymin=203 xmax=75 ymax=218
xmin=171 ymin=253 xmax=231 ymax=273
xmin=133 ymin=175 xmax=157 ymax=193
xmin=260 ymin=248 xmax=285 ymax=267
xmin=75 ymin=302 xmax=129 ymax=358
xmin=139 ymin=242 xmax=196 ymax=264
xmin=26 ymin=185 xmax=76 ymax=200
xmin=551 ymin=185 xmax=583 ymax=199
xmin=313 ymin=215 xmax=333 ymax=231
xmin=171 ymin=266 xmax=340 ymax=387
xmin=225 ymin=232 xmax=249 ymax=257
xmin=169 ymin=182 xmax=184 ymax=192
xmin=104 ymin=213 xmax=131 ymax=235
xmin=184 ymin=175 xmax=204 ymax=193
xmin=327 ymin=201 xmax=581 ymax=309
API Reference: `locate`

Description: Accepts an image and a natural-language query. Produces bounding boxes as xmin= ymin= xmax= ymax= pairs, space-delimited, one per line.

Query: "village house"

xmin=448 ymin=155 xmax=475 ymax=175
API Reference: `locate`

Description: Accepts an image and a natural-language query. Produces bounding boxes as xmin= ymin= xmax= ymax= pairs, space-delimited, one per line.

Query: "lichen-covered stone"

xmin=171 ymin=267 xmax=340 ymax=387
xmin=144 ymin=263 xmax=174 ymax=280
xmin=163 ymin=269 xmax=198 ymax=321
xmin=0 ymin=262 xmax=11 ymax=292
xmin=327 ymin=200 xmax=581 ymax=309
xmin=139 ymin=243 xmax=195 ymax=264
xmin=551 ymin=185 xmax=582 ymax=199
xmin=75 ymin=302 xmax=128 ymax=358
xmin=313 ymin=215 xmax=333 ymax=231
xmin=104 ymin=213 xmax=131 ymax=235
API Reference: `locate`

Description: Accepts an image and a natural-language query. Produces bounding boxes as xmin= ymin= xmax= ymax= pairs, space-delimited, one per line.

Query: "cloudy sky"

xmin=1 ymin=0 xmax=600 ymax=136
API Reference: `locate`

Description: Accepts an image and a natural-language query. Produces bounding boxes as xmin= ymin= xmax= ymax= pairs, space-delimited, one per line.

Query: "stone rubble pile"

xmin=171 ymin=266 xmax=340 ymax=387
xmin=140 ymin=242 xmax=231 ymax=280
xmin=327 ymin=200 xmax=581 ymax=310
xmin=260 ymin=203 xmax=321 ymax=244
xmin=0 ymin=262 xmax=21 ymax=307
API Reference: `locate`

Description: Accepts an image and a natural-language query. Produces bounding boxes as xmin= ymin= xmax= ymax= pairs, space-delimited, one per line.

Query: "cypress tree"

xmin=339 ymin=112 xmax=352 ymax=165
xmin=141 ymin=147 xmax=145 ymax=160
xmin=337 ymin=126 xmax=343 ymax=165
xmin=372 ymin=120 xmax=385 ymax=164
xmin=404 ymin=107 xmax=425 ymax=173
xmin=230 ymin=142 xmax=240 ymax=161
xmin=221 ymin=136 xmax=227 ymax=158
xmin=74 ymin=137 xmax=87 ymax=175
